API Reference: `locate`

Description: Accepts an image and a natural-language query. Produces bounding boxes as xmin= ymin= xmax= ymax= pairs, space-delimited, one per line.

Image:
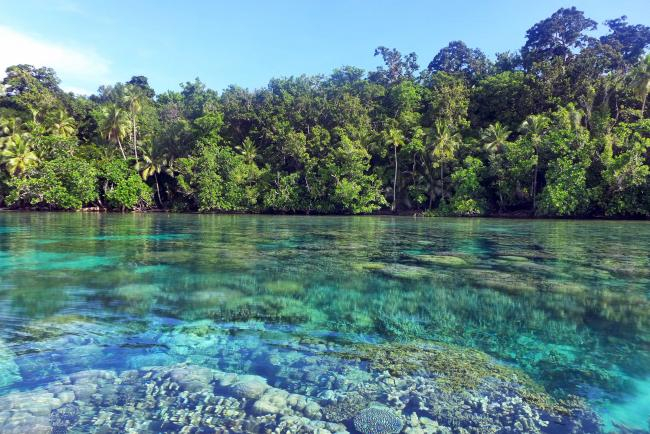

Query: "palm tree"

xmin=566 ymin=104 xmax=583 ymax=133
xmin=481 ymin=122 xmax=511 ymax=154
xmin=382 ymin=127 xmax=405 ymax=211
xmin=123 ymin=87 xmax=143 ymax=161
xmin=0 ymin=116 xmax=23 ymax=136
xmin=629 ymin=55 xmax=650 ymax=119
xmin=520 ymin=114 xmax=549 ymax=210
xmin=99 ymin=104 xmax=129 ymax=160
xmin=0 ymin=117 xmax=26 ymax=152
xmin=28 ymin=107 xmax=40 ymax=123
xmin=140 ymin=144 xmax=173 ymax=206
xmin=48 ymin=110 xmax=76 ymax=137
xmin=1 ymin=134 xmax=39 ymax=176
xmin=429 ymin=120 xmax=460 ymax=204
xmin=236 ymin=137 xmax=258 ymax=165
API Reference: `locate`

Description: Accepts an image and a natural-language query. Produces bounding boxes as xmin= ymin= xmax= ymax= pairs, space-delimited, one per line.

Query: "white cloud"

xmin=0 ymin=26 xmax=111 ymax=95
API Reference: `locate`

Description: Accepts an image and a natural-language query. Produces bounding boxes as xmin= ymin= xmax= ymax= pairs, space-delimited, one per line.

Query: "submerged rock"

xmin=414 ymin=255 xmax=468 ymax=267
xmin=379 ymin=264 xmax=431 ymax=280
xmin=230 ymin=375 xmax=269 ymax=399
xmin=113 ymin=283 xmax=161 ymax=301
xmin=351 ymin=261 xmax=387 ymax=272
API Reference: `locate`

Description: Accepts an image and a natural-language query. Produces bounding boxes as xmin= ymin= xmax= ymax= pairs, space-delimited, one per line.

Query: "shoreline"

xmin=1 ymin=207 xmax=648 ymax=221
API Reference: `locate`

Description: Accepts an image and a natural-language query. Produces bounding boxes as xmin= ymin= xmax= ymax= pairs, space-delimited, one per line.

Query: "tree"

xmin=428 ymin=41 xmax=492 ymax=82
xmin=48 ymin=110 xmax=76 ymax=137
xmin=447 ymin=156 xmax=487 ymax=216
xmin=629 ymin=55 xmax=650 ymax=119
xmin=0 ymin=116 xmax=24 ymax=137
xmin=422 ymin=72 xmax=470 ymax=130
xmin=176 ymin=142 xmax=259 ymax=212
xmin=598 ymin=125 xmax=650 ymax=216
xmin=370 ymin=47 xmax=419 ymax=85
xmin=537 ymin=156 xmax=591 ymax=216
xmin=471 ymin=71 xmax=532 ymax=128
xmin=429 ymin=120 xmax=460 ymax=205
xmin=522 ymin=7 xmax=597 ymax=68
xmin=1 ymin=134 xmax=39 ymax=176
xmin=382 ymin=127 xmax=405 ymax=211
xmin=98 ymin=104 xmax=129 ymax=159
xmin=600 ymin=16 xmax=650 ymax=66
xmin=235 ymin=137 xmax=257 ymax=165
xmin=99 ymin=159 xmax=152 ymax=210
xmin=140 ymin=144 xmax=173 ymax=206
xmin=519 ymin=114 xmax=549 ymax=209
xmin=1 ymin=65 xmax=65 ymax=113
xmin=0 ymin=10 xmax=649 ymax=218
xmin=481 ymin=122 xmax=511 ymax=154
xmin=6 ymin=157 xmax=98 ymax=209
xmin=127 ymin=75 xmax=155 ymax=98
xmin=316 ymin=131 xmax=385 ymax=214
xmin=123 ymin=86 xmax=144 ymax=161
xmin=0 ymin=117 xmax=25 ymax=150
xmin=489 ymin=139 xmax=536 ymax=211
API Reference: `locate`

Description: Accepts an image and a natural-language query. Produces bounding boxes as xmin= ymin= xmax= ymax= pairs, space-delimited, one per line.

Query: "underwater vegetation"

xmin=0 ymin=214 xmax=649 ymax=432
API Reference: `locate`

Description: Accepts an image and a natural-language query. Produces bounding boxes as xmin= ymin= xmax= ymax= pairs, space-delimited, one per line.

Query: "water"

xmin=0 ymin=212 xmax=648 ymax=433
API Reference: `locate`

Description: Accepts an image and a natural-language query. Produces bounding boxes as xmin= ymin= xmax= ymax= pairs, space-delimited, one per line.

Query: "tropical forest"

xmin=2 ymin=3 xmax=650 ymax=434
xmin=1 ymin=6 xmax=649 ymax=217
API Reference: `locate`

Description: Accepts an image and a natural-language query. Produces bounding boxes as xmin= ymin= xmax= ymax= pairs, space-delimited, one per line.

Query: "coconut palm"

xmin=382 ymin=127 xmax=405 ymax=211
xmin=123 ymin=87 xmax=144 ymax=161
xmin=520 ymin=114 xmax=549 ymax=210
xmin=140 ymin=144 xmax=173 ymax=206
xmin=0 ymin=117 xmax=26 ymax=151
xmin=1 ymin=134 xmax=39 ymax=176
xmin=429 ymin=120 xmax=461 ymax=203
xmin=0 ymin=116 xmax=23 ymax=137
xmin=99 ymin=104 xmax=129 ymax=160
xmin=629 ymin=55 xmax=650 ymax=119
xmin=481 ymin=122 xmax=511 ymax=154
xmin=48 ymin=110 xmax=76 ymax=137
xmin=236 ymin=137 xmax=258 ymax=165
xmin=28 ymin=107 xmax=40 ymax=123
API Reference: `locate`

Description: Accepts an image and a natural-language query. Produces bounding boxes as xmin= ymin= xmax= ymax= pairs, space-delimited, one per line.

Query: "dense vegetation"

xmin=1 ymin=7 xmax=649 ymax=217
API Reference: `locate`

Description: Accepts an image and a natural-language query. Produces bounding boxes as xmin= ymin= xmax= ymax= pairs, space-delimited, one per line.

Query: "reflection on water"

xmin=0 ymin=213 xmax=649 ymax=433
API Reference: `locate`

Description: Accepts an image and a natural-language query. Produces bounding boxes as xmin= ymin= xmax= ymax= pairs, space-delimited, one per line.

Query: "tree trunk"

xmin=642 ymin=93 xmax=647 ymax=120
xmin=440 ymin=164 xmax=444 ymax=203
xmin=155 ymin=173 xmax=162 ymax=207
xmin=392 ymin=144 xmax=398 ymax=212
xmin=532 ymin=161 xmax=538 ymax=211
xmin=117 ymin=137 xmax=126 ymax=160
xmin=132 ymin=113 xmax=138 ymax=162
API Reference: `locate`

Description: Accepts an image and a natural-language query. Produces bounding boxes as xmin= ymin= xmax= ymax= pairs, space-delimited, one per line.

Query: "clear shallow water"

xmin=0 ymin=213 xmax=649 ymax=433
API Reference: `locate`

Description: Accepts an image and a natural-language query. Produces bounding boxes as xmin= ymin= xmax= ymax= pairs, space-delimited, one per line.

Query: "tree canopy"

xmin=0 ymin=7 xmax=649 ymax=217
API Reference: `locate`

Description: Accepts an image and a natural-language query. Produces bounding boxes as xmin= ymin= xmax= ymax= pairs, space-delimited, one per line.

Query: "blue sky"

xmin=1 ymin=0 xmax=648 ymax=95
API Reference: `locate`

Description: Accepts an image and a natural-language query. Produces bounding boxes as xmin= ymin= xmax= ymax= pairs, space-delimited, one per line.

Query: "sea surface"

xmin=0 ymin=213 xmax=649 ymax=433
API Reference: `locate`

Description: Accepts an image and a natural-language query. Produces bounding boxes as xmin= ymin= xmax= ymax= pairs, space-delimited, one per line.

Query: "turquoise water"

xmin=0 ymin=213 xmax=649 ymax=433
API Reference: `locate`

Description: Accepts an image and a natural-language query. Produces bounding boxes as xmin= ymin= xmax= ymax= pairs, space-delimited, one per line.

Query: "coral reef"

xmin=353 ymin=406 xmax=404 ymax=434
xmin=0 ymin=330 xmax=609 ymax=434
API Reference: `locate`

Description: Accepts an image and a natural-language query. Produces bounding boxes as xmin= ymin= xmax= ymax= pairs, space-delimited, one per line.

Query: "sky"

xmin=0 ymin=0 xmax=648 ymax=95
